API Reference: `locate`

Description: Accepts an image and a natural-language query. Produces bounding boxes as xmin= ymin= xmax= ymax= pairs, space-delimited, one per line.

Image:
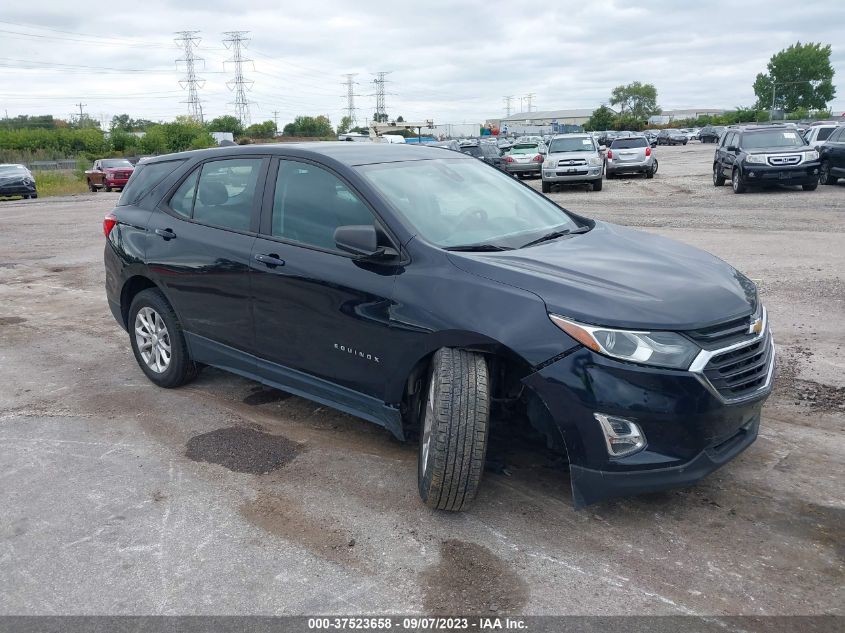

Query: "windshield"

xmin=102 ymin=159 xmax=133 ymax=168
xmin=742 ymin=130 xmax=806 ymax=149
xmin=0 ymin=165 xmax=28 ymax=174
xmin=460 ymin=146 xmax=482 ymax=157
xmin=509 ymin=144 xmax=541 ymax=155
xmin=611 ymin=138 xmax=648 ymax=149
xmin=358 ymin=158 xmax=579 ymax=249
xmin=549 ymin=137 xmax=594 ymax=153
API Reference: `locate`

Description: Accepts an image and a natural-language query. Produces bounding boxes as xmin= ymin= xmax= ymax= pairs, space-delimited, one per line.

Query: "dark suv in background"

xmin=104 ymin=143 xmax=774 ymax=511
xmin=818 ymin=125 xmax=845 ymax=185
xmin=713 ymin=125 xmax=820 ymax=193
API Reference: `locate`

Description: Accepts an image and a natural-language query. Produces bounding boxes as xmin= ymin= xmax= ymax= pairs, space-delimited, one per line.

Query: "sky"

xmin=2 ymin=0 xmax=844 ymax=128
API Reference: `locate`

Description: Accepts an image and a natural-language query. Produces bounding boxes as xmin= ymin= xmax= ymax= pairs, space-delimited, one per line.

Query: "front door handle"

xmin=255 ymin=253 xmax=285 ymax=267
xmin=155 ymin=228 xmax=177 ymax=240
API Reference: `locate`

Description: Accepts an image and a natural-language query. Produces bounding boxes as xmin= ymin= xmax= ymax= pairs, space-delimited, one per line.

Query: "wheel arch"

xmin=119 ymin=275 xmax=168 ymax=328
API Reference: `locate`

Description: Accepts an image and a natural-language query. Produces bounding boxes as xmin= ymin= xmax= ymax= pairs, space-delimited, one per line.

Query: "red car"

xmin=85 ymin=159 xmax=135 ymax=192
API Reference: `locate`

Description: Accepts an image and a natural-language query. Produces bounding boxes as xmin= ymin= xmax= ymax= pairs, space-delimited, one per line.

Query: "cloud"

xmin=1 ymin=0 xmax=843 ymax=125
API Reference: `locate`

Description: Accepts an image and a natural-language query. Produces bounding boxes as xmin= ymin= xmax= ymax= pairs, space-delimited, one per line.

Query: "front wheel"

xmin=541 ymin=181 xmax=551 ymax=194
xmin=713 ymin=163 xmax=725 ymax=186
xmin=819 ymin=161 xmax=835 ymax=185
xmin=88 ymin=179 xmax=97 ymax=192
xmin=104 ymin=183 xmax=113 ymax=192
xmin=731 ymin=168 xmax=746 ymax=193
xmin=128 ymin=289 xmax=198 ymax=388
xmin=418 ymin=348 xmax=489 ymax=512
xmin=802 ymin=182 xmax=818 ymax=191
xmin=592 ymin=177 xmax=603 ymax=191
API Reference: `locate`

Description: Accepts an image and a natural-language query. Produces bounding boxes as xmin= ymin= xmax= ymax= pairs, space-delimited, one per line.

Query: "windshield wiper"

xmin=520 ymin=225 xmax=590 ymax=249
xmin=444 ymin=243 xmax=512 ymax=252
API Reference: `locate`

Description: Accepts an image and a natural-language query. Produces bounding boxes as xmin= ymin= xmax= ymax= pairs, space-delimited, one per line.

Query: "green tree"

xmin=609 ymin=82 xmax=660 ymax=121
xmin=585 ymin=105 xmax=616 ymax=131
xmin=337 ymin=115 xmax=354 ymax=135
xmin=206 ymin=115 xmax=244 ymax=137
xmin=753 ymin=42 xmax=836 ymax=112
xmin=244 ymin=120 xmax=277 ymax=138
xmin=282 ymin=115 xmax=334 ymax=137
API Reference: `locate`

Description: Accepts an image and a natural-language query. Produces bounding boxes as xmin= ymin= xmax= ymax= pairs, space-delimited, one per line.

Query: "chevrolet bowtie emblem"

xmin=749 ymin=318 xmax=763 ymax=335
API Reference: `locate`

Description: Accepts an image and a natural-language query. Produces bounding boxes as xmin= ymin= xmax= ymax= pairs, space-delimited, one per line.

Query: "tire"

xmin=606 ymin=171 xmax=615 ymax=179
xmin=802 ymin=182 xmax=818 ymax=191
xmin=592 ymin=177 xmax=603 ymax=191
xmin=31 ymin=193 xmax=37 ymax=199
xmin=713 ymin=163 xmax=725 ymax=186
xmin=652 ymin=158 xmax=658 ymax=175
xmin=541 ymin=181 xmax=551 ymax=194
xmin=22 ymin=195 xmax=29 ymax=199
xmin=128 ymin=288 xmax=198 ymax=388
xmin=88 ymin=179 xmax=97 ymax=192
xmin=104 ymin=183 xmax=113 ymax=192
xmin=645 ymin=167 xmax=654 ymax=179
xmin=819 ymin=161 xmax=835 ymax=185
xmin=417 ymin=348 xmax=489 ymax=512
xmin=731 ymin=168 xmax=746 ymax=194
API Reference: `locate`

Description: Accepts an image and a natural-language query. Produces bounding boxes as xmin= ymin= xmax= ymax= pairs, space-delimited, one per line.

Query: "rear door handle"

xmin=155 ymin=228 xmax=176 ymax=240
xmin=255 ymin=253 xmax=285 ymax=267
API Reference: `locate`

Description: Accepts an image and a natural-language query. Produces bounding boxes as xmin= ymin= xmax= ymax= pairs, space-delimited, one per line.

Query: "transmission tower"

xmin=524 ymin=93 xmax=536 ymax=113
xmin=223 ymin=31 xmax=254 ymax=125
xmin=174 ymin=31 xmax=205 ymax=122
xmin=371 ymin=71 xmax=392 ymax=122
xmin=503 ymin=95 xmax=514 ymax=116
xmin=341 ymin=73 xmax=361 ymax=125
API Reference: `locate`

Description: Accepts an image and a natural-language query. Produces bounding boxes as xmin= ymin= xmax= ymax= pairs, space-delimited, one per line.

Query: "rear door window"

xmin=191 ymin=158 xmax=263 ymax=232
xmin=816 ymin=128 xmax=835 ymax=142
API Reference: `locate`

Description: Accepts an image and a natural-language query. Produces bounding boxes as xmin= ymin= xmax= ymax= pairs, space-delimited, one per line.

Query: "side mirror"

xmin=727 ymin=145 xmax=739 ymax=153
xmin=334 ymin=225 xmax=397 ymax=260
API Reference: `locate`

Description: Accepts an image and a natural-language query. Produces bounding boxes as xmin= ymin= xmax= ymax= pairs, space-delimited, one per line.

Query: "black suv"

xmin=104 ymin=144 xmax=774 ymax=510
xmin=459 ymin=140 xmax=502 ymax=169
xmin=698 ymin=125 xmax=725 ymax=144
xmin=818 ymin=125 xmax=845 ymax=185
xmin=713 ymin=125 xmax=820 ymax=193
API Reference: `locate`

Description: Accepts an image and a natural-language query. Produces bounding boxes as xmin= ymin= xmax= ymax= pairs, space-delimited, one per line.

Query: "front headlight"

xmin=588 ymin=157 xmax=602 ymax=166
xmin=745 ymin=154 xmax=766 ymax=164
xmin=804 ymin=150 xmax=819 ymax=161
xmin=543 ymin=159 xmax=556 ymax=169
xmin=549 ymin=315 xmax=700 ymax=369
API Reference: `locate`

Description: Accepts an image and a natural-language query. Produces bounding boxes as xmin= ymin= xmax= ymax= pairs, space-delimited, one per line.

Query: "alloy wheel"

xmin=134 ymin=307 xmax=171 ymax=373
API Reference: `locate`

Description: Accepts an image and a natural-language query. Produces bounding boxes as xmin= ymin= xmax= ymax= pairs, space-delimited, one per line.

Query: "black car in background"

xmin=459 ymin=140 xmax=502 ymax=169
xmin=656 ymin=129 xmax=688 ymax=145
xmin=818 ymin=126 xmax=845 ymax=185
xmin=713 ymin=125 xmax=820 ymax=193
xmin=104 ymin=143 xmax=773 ymax=511
xmin=0 ymin=164 xmax=38 ymax=199
xmin=699 ymin=125 xmax=726 ymax=144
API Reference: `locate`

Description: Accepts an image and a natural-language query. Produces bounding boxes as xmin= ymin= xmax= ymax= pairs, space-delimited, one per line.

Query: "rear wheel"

xmin=128 ymin=289 xmax=198 ymax=388
xmin=645 ymin=167 xmax=654 ymax=179
xmin=731 ymin=168 xmax=746 ymax=193
xmin=418 ymin=348 xmax=489 ymax=512
xmin=541 ymin=181 xmax=551 ymax=194
xmin=802 ymin=182 xmax=818 ymax=191
xmin=592 ymin=177 xmax=603 ymax=191
xmin=713 ymin=163 xmax=725 ymax=186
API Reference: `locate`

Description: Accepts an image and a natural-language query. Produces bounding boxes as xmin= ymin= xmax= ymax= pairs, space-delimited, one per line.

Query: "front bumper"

xmin=523 ymin=335 xmax=774 ymax=508
xmin=741 ymin=161 xmax=819 ymax=186
xmin=0 ymin=181 xmax=37 ymax=196
xmin=104 ymin=178 xmax=130 ymax=188
xmin=543 ymin=165 xmax=602 ymax=182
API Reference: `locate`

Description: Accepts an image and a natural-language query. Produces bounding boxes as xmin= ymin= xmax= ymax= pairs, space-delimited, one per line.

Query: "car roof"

xmin=143 ymin=142 xmax=471 ymax=167
xmin=550 ymin=133 xmax=590 ymax=138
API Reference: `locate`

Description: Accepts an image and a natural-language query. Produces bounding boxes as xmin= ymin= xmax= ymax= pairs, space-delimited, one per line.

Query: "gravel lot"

xmin=0 ymin=142 xmax=842 ymax=616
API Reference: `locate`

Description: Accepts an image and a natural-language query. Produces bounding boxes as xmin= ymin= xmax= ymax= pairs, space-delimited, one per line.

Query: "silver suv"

xmin=541 ymin=134 xmax=604 ymax=192
xmin=606 ymin=135 xmax=657 ymax=179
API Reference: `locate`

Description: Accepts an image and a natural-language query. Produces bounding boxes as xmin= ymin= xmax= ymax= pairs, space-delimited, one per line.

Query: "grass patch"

xmin=33 ymin=170 xmax=88 ymax=198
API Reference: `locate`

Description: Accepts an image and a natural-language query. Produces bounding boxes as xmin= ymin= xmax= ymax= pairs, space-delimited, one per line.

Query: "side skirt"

xmin=185 ymin=332 xmax=404 ymax=440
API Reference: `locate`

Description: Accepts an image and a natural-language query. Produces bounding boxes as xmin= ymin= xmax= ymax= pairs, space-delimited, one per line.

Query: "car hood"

xmin=745 ymin=146 xmax=807 ymax=155
xmin=447 ymin=221 xmax=757 ymax=330
xmin=0 ymin=173 xmax=31 ymax=185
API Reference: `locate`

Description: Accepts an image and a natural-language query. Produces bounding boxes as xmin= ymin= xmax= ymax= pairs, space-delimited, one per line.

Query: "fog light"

xmin=594 ymin=413 xmax=646 ymax=457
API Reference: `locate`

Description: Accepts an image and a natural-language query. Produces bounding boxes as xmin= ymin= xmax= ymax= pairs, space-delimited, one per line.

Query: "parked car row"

xmin=712 ymin=123 xmax=845 ymax=193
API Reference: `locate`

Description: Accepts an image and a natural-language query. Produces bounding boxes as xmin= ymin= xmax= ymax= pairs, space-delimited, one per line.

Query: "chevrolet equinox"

xmin=104 ymin=144 xmax=774 ymax=510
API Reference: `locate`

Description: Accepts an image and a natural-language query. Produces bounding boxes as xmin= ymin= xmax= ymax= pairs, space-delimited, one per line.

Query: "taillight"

xmin=503 ymin=156 xmax=514 ymax=163
xmin=606 ymin=149 xmax=613 ymax=159
xmin=103 ymin=212 xmax=117 ymax=238
xmin=645 ymin=146 xmax=652 ymax=157
xmin=532 ymin=154 xmax=544 ymax=163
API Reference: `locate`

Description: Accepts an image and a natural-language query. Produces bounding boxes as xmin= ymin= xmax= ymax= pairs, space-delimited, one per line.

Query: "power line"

xmin=223 ymin=31 xmax=254 ymax=125
xmin=371 ymin=71 xmax=392 ymax=122
xmin=341 ymin=73 xmax=360 ymax=125
xmin=175 ymin=30 xmax=205 ymax=122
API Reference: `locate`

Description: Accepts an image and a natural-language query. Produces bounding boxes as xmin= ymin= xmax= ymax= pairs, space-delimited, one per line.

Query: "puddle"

xmin=185 ymin=426 xmax=302 ymax=474
xmin=0 ymin=317 xmax=26 ymax=325
xmin=420 ymin=539 xmax=528 ymax=614
xmin=242 ymin=387 xmax=292 ymax=406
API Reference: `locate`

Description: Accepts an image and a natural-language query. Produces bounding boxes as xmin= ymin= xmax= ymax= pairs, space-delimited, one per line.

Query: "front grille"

xmin=558 ymin=159 xmax=587 ymax=167
xmin=555 ymin=170 xmax=588 ymax=176
xmin=685 ymin=312 xmax=754 ymax=348
xmin=703 ymin=332 xmax=773 ymax=399
xmin=767 ymin=154 xmax=801 ymax=166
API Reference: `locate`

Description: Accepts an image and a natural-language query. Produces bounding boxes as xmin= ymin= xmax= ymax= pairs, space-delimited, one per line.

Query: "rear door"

xmin=827 ymin=128 xmax=845 ymax=175
xmin=250 ymin=157 xmax=402 ymax=401
xmin=145 ymin=155 xmax=269 ymax=355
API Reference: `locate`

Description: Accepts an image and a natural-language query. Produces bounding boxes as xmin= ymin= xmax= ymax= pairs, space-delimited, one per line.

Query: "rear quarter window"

xmin=118 ymin=160 xmax=186 ymax=207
